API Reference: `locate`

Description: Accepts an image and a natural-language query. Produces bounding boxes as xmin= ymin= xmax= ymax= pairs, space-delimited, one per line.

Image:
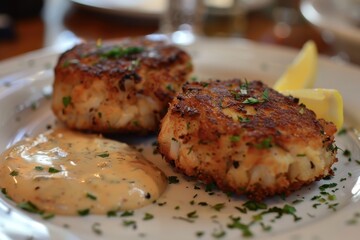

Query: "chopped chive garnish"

xmin=243 ymin=97 xmax=259 ymax=104
xmin=205 ymin=182 xmax=217 ymax=192
xmin=227 ymin=216 xmax=253 ymax=237
xmin=212 ymin=203 xmax=225 ymax=212
xmin=240 ymin=80 xmax=249 ymax=91
xmin=158 ymin=202 xmax=167 ymax=206
xmin=168 ymin=176 xmax=180 ymax=184
xmin=319 ymin=183 xmax=337 ymax=191
xmin=62 ymin=96 xmax=72 ymax=107
xmin=191 ymin=76 xmax=198 ymax=82
xmin=1 ymin=188 xmax=11 ymax=200
xmin=196 ymin=231 xmax=204 ymax=237
xmin=235 ymin=206 xmax=247 ymax=213
xmin=292 ymin=199 xmax=304 ymax=204
xmin=34 ymin=166 xmax=44 ymax=171
xmin=143 ymin=213 xmax=154 ymax=221
xmin=255 ymin=137 xmax=273 ymax=149
xmin=42 ymin=212 xmax=55 ymax=220
xmin=198 ymin=202 xmax=208 ymax=206
xmin=187 ymin=210 xmax=198 ymax=219
xmin=328 ymin=194 xmax=336 ymax=201
xmin=17 ymin=201 xmax=40 ymax=213
xmin=166 ymin=84 xmax=174 ymax=91
xmin=243 ymin=200 xmax=267 ymax=211
xmin=120 ymin=210 xmax=134 ymax=217
xmin=230 ymin=90 xmax=241 ymax=100
xmin=187 ymin=145 xmax=193 ymax=155
xmin=343 ymin=149 xmax=351 ymax=157
xmin=107 ymin=210 xmax=117 ymax=217
xmin=86 ymin=193 xmax=97 ymax=201
xmin=77 ymin=208 xmax=90 ymax=216
xmin=101 ymin=46 xmax=144 ymax=58
xmin=201 ymin=82 xmax=209 ymax=87
xmin=230 ymin=135 xmax=240 ymax=142
xmin=122 ymin=220 xmax=137 ymax=227
xmin=97 ymin=152 xmax=109 ymax=158
xmin=238 ymin=116 xmax=250 ymax=123
xmin=262 ymin=89 xmax=269 ymax=101
xmin=337 ymin=128 xmax=347 ymax=135
xmin=48 ymin=167 xmax=61 ymax=173
xmin=10 ymin=170 xmax=18 ymax=176
xmin=132 ymin=120 xmax=140 ymax=127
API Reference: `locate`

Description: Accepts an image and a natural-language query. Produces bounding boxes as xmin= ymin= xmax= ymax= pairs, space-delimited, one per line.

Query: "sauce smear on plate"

xmin=0 ymin=129 xmax=167 ymax=215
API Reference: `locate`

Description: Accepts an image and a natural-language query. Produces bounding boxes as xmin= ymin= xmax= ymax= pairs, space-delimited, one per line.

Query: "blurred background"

xmin=0 ymin=0 xmax=359 ymax=65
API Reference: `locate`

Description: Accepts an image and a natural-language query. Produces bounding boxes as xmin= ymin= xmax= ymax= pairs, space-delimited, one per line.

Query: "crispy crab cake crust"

xmin=52 ymin=37 xmax=192 ymax=133
xmin=158 ymin=79 xmax=337 ymax=200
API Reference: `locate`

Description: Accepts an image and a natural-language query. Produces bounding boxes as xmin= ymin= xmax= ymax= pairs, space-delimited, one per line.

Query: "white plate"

xmin=300 ymin=0 xmax=360 ymax=63
xmin=0 ymin=37 xmax=360 ymax=240
xmin=300 ymin=0 xmax=360 ymax=39
xmin=70 ymin=0 xmax=274 ymax=18
xmin=71 ymin=0 xmax=166 ymax=18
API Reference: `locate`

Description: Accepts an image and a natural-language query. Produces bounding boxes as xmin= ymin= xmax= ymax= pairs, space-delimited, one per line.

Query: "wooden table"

xmin=0 ymin=0 xmax=335 ymax=61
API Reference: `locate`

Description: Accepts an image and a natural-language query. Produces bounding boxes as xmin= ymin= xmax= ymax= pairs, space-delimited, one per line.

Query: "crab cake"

xmin=158 ymin=79 xmax=337 ymax=200
xmin=52 ymin=37 xmax=192 ymax=133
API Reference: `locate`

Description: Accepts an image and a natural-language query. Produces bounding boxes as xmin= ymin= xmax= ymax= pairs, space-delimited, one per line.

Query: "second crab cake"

xmin=52 ymin=36 xmax=192 ymax=133
xmin=158 ymin=79 xmax=338 ymax=201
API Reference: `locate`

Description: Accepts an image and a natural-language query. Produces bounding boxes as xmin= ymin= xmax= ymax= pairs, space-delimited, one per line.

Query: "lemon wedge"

xmin=281 ymin=89 xmax=343 ymax=129
xmin=274 ymin=41 xmax=317 ymax=91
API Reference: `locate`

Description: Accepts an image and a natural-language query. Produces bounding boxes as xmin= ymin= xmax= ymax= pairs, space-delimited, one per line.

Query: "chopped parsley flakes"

xmin=238 ymin=116 xmax=250 ymax=123
xmin=101 ymin=46 xmax=144 ymax=58
xmin=319 ymin=183 xmax=337 ymax=191
xmin=337 ymin=128 xmax=347 ymax=136
xmin=143 ymin=213 xmax=154 ymax=221
xmin=230 ymin=135 xmax=240 ymax=142
xmin=34 ymin=166 xmax=44 ymax=171
xmin=10 ymin=170 xmax=18 ymax=176
xmin=120 ymin=210 xmax=134 ymax=217
xmin=187 ymin=210 xmax=199 ymax=219
xmin=86 ymin=193 xmax=97 ymax=201
xmin=262 ymin=89 xmax=269 ymax=101
xmin=62 ymin=96 xmax=72 ymax=107
xmin=255 ymin=137 xmax=273 ymax=149
xmin=97 ymin=152 xmax=110 ymax=158
xmin=48 ymin=167 xmax=61 ymax=173
xmin=212 ymin=203 xmax=225 ymax=212
xmin=107 ymin=210 xmax=117 ymax=217
xmin=77 ymin=208 xmax=90 ymax=216
xmin=168 ymin=176 xmax=180 ymax=184
xmin=243 ymin=97 xmax=259 ymax=104
xmin=243 ymin=200 xmax=267 ymax=211
xmin=122 ymin=220 xmax=137 ymax=229
xmin=196 ymin=231 xmax=204 ymax=237
xmin=227 ymin=216 xmax=253 ymax=237
xmin=17 ymin=201 xmax=40 ymax=213
xmin=17 ymin=201 xmax=54 ymax=219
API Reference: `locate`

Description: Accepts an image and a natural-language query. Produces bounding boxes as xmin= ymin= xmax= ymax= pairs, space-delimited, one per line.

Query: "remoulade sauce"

xmin=0 ymin=129 xmax=167 ymax=215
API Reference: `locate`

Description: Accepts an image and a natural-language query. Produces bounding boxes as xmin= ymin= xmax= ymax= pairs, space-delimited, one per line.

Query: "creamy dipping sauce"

xmin=0 ymin=129 xmax=167 ymax=215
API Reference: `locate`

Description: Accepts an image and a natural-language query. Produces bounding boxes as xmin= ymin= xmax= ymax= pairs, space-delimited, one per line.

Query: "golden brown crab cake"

xmin=158 ymin=79 xmax=337 ymax=201
xmin=52 ymin=37 xmax=192 ymax=133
